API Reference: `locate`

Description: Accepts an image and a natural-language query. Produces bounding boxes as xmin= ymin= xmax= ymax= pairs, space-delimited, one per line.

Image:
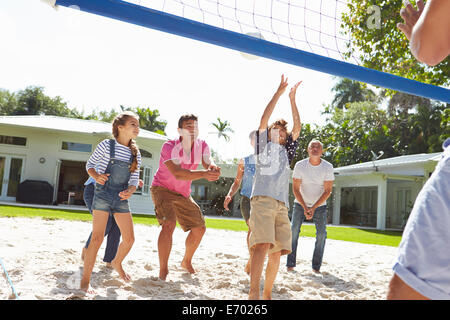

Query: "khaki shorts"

xmin=150 ymin=186 xmax=205 ymax=232
xmin=249 ymin=195 xmax=292 ymax=256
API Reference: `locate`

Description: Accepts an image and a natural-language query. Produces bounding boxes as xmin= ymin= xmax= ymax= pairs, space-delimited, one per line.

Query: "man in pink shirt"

xmin=151 ymin=114 xmax=221 ymax=280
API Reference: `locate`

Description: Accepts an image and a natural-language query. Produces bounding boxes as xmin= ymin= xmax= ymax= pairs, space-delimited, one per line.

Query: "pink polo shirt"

xmin=152 ymin=137 xmax=211 ymax=198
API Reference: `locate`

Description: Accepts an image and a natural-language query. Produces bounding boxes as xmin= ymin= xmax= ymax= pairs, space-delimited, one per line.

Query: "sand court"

xmin=1 ymin=217 xmax=397 ymax=300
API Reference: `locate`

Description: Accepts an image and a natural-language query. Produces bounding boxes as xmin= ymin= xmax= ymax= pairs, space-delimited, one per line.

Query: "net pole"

xmin=53 ymin=0 xmax=450 ymax=103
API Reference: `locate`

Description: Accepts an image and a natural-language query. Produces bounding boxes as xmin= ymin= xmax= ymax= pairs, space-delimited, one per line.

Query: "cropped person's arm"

xmin=398 ymin=0 xmax=450 ymax=66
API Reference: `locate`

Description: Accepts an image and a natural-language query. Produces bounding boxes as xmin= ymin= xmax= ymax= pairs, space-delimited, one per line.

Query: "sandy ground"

xmin=0 ymin=216 xmax=398 ymax=300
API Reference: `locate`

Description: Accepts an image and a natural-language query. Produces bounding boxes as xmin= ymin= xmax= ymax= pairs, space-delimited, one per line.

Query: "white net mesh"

xmin=128 ymin=0 xmax=360 ymax=64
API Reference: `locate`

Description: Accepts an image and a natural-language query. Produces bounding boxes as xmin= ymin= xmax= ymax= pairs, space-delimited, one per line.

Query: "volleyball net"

xmin=43 ymin=0 xmax=450 ymax=103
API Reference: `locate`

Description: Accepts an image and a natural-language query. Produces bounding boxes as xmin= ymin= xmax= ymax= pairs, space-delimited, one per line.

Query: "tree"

xmin=134 ymin=107 xmax=167 ymax=135
xmin=385 ymin=92 xmax=431 ymax=116
xmin=0 ymin=89 xmax=17 ymax=115
xmin=331 ymin=78 xmax=378 ymax=109
xmin=319 ymin=101 xmax=395 ymax=167
xmin=341 ymin=0 xmax=449 ymax=87
xmin=291 ymin=123 xmax=321 ymax=167
xmin=84 ymin=108 xmax=119 ymax=123
xmin=84 ymin=105 xmax=167 ymax=135
xmin=5 ymin=86 xmax=83 ymax=118
xmin=211 ymin=117 xmax=234 ymax=142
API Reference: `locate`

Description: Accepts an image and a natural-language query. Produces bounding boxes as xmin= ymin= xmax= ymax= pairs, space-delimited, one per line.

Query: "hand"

xmin=204 ymin=168 xmax=221 ymax=181
xmin=276 ymin=74 xmax=289 ymax=96
xmin=119 ymin=187 xmax=135 ymax=201
xmin=94 ymin=173 xmax=110 ymax=185
xmin=138 ymin=179 xmax=144 ymax=188
xmin=224 ymin=195 xmax=232 ymax=211
xmin=304 ymin=207 xmax=315 ymax=220
xmin=397 ymin=0 xmax=425 ymax=40
xmin=289 ymin=81 xmax=302 ymax=101
xmin=209 ymin=164 xmax=221 ymax=174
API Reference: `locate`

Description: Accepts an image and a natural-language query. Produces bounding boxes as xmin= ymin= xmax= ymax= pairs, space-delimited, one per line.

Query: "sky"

xmin=0 ymin=0 xmax=339 ymax=161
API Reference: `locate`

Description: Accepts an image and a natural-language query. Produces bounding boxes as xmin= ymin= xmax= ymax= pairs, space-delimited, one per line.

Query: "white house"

xmin=0 ymin=115 xmax=168 ymax=213
xmin=331 ymin=152 xmax=442 ymax=230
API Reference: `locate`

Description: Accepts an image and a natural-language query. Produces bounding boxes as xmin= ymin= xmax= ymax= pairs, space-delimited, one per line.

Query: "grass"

xmin=0 ymin=205 xmax=403 ymax=247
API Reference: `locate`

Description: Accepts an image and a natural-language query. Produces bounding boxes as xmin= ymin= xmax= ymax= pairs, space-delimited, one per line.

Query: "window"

xmin=61 ymin=141 xmax=92 ymax=153
xmin=0 ymin=135 xmax=27 ymax=146
xmin=135 ymin=166 xmax=152 ymax=195
xmin=139 ymin=149 xmax=152 ymax=158
xmin=191 ymin=185 xmax=208 ymax=200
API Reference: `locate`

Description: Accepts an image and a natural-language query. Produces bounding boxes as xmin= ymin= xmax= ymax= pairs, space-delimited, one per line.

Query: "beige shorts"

xmin=249 ymin=195 xmax=292 ymax=256
xmin=150 ymin=186 xmax=205 ymax=232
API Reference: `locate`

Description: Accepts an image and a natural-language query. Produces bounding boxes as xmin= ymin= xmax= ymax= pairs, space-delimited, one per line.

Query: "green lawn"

xmin=0 ymin=205 xmax=402 ymax=247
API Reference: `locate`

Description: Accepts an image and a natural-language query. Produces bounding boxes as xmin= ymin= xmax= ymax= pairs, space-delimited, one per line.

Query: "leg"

xmin=158 ymin=220 xmax=176 ymax=280
xmin=263 ymin=250 xmax=282 ymax=300
xmin=181 ymin=225 xmax=206 ymax=273
xmin=312 ymin=206 xmax=327 ymax=272
xmin=110 ymin=212 xmax=135 ymax=282
xmin=387 ymin=274 xmax=429 ymax=300
xmin=286 ymin=203 xmax=305 ymax=270
xmin=80 ymin=210 xmax=109 ymax=292
xmin=249 ymin=243 xmax=270 ymax=300
xmin=82 ymin=184 xmax=95 ymax=262
xmin=103 ymin=214 xmax=121 ymax=264
xmin=244 ymin=220 xmax=252 ymax=275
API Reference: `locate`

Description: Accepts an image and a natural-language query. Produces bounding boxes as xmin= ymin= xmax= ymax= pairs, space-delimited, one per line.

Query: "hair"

xmin=112 ymin=111 xmax=140 ymax=173
xmin=268 ymin=119 xmax=289 ymax=133
xmin=178 ymin=114 xmax=198 ymax=128
xmin=308 ymin=139 xmax=323 ymax=149
xmin=268 ymin=119 xmax=290 ymax=143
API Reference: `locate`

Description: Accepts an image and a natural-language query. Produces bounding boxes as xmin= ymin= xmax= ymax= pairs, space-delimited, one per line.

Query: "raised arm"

xmin=397 ymin=0 xmax=450 ymax=66
xmin=288 ymin=81 xmax=302 ymax=141
xmin=259 ymin=75 xmax=289 ymax=130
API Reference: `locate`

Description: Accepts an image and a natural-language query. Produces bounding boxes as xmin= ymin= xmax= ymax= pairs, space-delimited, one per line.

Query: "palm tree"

xmin=210 ymin=117 xmax=234 ymax=142
xmin=331 ymin=78 xmax=377 ymax=109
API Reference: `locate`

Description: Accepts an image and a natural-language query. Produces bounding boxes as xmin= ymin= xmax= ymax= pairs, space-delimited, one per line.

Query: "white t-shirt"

xmin=293 ymin=158 xmax=335 ymax=207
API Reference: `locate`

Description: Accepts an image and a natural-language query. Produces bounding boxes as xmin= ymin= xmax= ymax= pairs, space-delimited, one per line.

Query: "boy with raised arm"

xmin=249 ymin=75 xmax=302 ymax=300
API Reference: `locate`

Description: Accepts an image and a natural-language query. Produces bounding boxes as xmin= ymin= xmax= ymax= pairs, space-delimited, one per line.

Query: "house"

xmin=0 ymin=115 xmax=167 ymax=213
xmin=331 ymin=152 xmax=442 ymax=230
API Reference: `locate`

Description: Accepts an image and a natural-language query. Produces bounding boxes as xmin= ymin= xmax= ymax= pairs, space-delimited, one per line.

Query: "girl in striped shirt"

xmin=80 ymin=111 xmax=141 ymax=294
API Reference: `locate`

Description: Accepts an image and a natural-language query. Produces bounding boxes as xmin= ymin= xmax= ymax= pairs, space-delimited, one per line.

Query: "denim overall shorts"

xmin=92 ymin=139 xmax=134 ymax=214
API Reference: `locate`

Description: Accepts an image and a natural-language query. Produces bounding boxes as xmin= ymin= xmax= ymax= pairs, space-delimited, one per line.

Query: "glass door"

xmin=0 ymin=155 xmax=25 ymax=201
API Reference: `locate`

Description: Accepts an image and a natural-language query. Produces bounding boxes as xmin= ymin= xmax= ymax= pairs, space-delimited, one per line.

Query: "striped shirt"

xmin=86 ymin=139 xmax=141 ymax=187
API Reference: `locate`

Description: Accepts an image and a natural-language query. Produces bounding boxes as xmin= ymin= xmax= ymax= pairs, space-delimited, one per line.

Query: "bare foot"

xmin=159 ymin=268 xmax=169 ymax=281
xmin=111 ymin=260 xmax=131 ymax=282
xmin=105 ymin=262 xmax=113 ymax=269
xmin=81 ymin=247 xmax=86 ymax=262
xmin=181 ymin=260 xmax=196 ymax=274
xmin=287 ymin=267 xmax=295 ymax=272
xmin=80 ymin=280 xmax=96 ymax=295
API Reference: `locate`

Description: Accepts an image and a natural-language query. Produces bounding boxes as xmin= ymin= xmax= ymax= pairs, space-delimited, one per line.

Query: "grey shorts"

xmin=92 ymin=184 xmax=130 ymax=214
xmin=240 ymin=195 xmax=251 ymax=221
